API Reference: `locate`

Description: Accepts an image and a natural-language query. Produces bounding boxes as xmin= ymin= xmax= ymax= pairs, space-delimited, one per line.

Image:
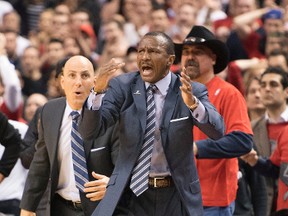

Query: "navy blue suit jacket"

xmin=80 ymin=72 xmax=225 ymax=216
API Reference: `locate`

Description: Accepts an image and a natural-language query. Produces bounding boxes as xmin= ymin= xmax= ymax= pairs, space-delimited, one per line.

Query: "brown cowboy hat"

xmin=174 ymin=25 xmax=229 ymax=74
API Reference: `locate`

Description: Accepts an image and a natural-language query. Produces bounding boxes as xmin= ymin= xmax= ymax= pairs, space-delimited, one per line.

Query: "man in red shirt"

xmin=175 ymin=25 xmax=254 ymax=215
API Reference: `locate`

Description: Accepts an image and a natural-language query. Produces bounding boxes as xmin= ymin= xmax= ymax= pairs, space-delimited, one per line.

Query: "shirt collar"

xmin=65 ymin=101 xmax=82 ymax=118
xmin=145 ymin=71 xmax=171 ymax=96
xmin=265 ymin=105 xmax=288 ymax=123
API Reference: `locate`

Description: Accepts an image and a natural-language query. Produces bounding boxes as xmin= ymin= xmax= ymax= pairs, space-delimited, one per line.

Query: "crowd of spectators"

xmin=1 ymin=0 xmax=288 ymax=215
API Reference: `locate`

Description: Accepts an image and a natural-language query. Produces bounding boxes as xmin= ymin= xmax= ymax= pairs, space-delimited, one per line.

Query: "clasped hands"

xmin=240 ymin=149 xmax=259 ymax=166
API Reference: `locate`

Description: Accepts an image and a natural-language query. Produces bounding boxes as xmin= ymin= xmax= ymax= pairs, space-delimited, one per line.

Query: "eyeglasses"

xmin=184 ymin=37 xmax=206 ymax=43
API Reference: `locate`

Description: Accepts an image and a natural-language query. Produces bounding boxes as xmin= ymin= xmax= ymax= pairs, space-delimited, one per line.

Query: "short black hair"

xmin=261 ymin=66 xmax=288 ymax=89
xmin=268 ymin=49 xmax=288 ymax=68
xmin=126 ymin=46 xmax=137 ymax=56
xmin=55 ymin=56 xmax=70 ymax=78
xmin=143 ymin=31 xmax=175 ymax=55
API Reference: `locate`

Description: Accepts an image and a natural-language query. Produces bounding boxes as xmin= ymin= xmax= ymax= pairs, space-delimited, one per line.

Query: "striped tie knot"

xmin=71 ymin=111 xmax=80 ymax=122
xmin=147 ymin=84 xmax=158 ymax=94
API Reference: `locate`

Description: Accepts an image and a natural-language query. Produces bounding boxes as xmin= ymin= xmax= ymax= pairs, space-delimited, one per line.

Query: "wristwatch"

xmin=91 ymin=87 xmax=107 ymax=95
xmin=188 ymin=96 xmax=199 ymax=111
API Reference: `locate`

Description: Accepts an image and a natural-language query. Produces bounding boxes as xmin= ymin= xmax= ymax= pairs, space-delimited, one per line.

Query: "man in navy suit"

xmin=79 ymin=32 xmax=225 ymax=216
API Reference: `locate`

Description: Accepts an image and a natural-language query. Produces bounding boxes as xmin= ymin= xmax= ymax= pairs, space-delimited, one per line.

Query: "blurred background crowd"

xmin=0 ymin=0 xmax=287 ymax=123
xmin=0 ymin=0 xmax=288 ymax=215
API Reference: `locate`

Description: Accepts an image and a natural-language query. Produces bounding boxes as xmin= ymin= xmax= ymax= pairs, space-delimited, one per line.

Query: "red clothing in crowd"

xmin=270 ymin=125 xmax=288 ymax=210
xmin=0 ymin=102 xmax=25 ymax=123
xmin=227 ymin=61 xmax=245 ymax=96
xmin=194 ymin=76 xmax=253 ymax=206
xmin=243 ymin=31 xmax=266 ymax=59
xmin=267 ymin=122 xmax=288 ymax=153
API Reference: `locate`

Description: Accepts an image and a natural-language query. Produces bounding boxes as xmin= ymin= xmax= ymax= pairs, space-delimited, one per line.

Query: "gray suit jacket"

xmin=20 ymin=97 xmax=119 ymax=216
xmin=79 ymin=72 xmax=225 ymax=216
xmin=252 ymin=116 xmax=275 ymax=216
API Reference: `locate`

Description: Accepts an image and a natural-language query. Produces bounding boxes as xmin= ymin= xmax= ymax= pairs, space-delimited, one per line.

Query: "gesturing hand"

xmin=179 ymin=67 xmax=197 ymax=110
xmin=93 ymin=58 xmax=125 ymax=93
xmin=84 ymin=172 xmax=110 ymax=201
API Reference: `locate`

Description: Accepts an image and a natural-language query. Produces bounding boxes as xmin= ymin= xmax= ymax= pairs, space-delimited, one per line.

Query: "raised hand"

xmin=179 ymin=67 xmax=197 ymax=110
xmin=93 ymin=58 xmax=125 ymax=93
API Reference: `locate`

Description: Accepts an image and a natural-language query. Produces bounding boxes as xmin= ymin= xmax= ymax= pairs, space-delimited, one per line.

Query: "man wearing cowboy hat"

xmin=175 ymin=25 xmax=254 ymax=215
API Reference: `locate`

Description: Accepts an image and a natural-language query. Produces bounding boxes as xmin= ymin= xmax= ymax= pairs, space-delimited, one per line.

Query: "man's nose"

xmin=75 ymin=76 xmax=82 ymax=86
xmin=142 ymin=50 xmax=150 ymax=59
xmin=264 ymin=84 xmax=271 ymax=91
xmin=186 ymin=52 xmax=196 ymax=59
xmin=255 ymin=90 xmax=261 ymax=98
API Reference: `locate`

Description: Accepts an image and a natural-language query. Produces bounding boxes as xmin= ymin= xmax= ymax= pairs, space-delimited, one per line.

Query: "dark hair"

xmin=144 ymin=31 xmax=175 ymax=55
xmin=152 ymin=4 xmax=168 ymax=12
xmin=72 ymin=7 xmax=92 ymax=22
xmin=49 ymin=38 xmax=64 ymax=45
xmin=55 ymin=56 xmax=70 ymax=78
xmin=261 ymin=66 xmax=288 ymax=89
xmin=126 ymin=46 xmax=137 ymax=56
xmin=268 ymin=49 xmax=288 ymax=68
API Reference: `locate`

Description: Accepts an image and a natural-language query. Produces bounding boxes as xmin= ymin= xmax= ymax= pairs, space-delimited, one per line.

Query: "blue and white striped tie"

xmin=70 ymin=111 xmax=89 ymax=192
xmin=130 ymin=84 xmax=157 ymax=196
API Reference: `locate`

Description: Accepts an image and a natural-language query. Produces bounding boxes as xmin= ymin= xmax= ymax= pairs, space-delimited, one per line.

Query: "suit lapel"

xmin=49 ymin=98 xmax=66 ymax=168
xmin=84 ymin=139 xmax=93 ymax=159
xmin=161 ymin=74 xmax=180 ymax=146
xmin=132 ymin=78 xmax=147 ymax=132
xmin=253 ymin=117 xmax=271 ymax=157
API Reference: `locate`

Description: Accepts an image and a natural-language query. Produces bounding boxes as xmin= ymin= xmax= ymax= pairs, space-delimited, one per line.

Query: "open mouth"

xmin=142 ymin=65 xmax=153 ymax=75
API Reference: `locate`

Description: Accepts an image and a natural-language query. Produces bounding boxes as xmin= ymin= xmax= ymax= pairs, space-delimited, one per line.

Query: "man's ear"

xmin=60 ymin=75 xmax=65 ymax=90
xmin=284 ymin=86 xmax=288 ymax=99
xmin=168 ymin=55 xmax=176 ymax=67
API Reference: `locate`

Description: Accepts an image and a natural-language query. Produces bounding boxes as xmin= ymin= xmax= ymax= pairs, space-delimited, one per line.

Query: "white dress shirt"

xmin=265 ymin=106 xmax=288 ymax=124
xmin=56 ymin=103 xmax=81 ymax=202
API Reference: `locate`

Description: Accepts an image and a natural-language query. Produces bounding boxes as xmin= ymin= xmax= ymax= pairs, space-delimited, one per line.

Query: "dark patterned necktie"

xmin=130 ymin=84 xmax=157 ymax=196
xmin=70 ymin=111 xmax=89 ymax=192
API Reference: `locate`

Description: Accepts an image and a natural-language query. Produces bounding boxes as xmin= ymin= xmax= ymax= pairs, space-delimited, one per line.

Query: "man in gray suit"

xmin=249 ymin=66 xmax=288 ymax=216
xmin=79 ymin=32 xmax=225 ymax=216
xmin=20 ymin=55 xmax=120 ymax=216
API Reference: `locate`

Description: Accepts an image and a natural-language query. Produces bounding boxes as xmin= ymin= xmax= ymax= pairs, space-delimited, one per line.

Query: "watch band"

xmin=188 ymin=96 xmax=199 ymax=111
xmin=91 ymin=87 xmax=107 ymax=95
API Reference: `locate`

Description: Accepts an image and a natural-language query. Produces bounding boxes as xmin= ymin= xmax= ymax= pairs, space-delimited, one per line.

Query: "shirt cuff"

xmin=191 ymin=100 xmax=207 ymax=123
xmin=87 ymin=91 xmax=105 ymax=110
